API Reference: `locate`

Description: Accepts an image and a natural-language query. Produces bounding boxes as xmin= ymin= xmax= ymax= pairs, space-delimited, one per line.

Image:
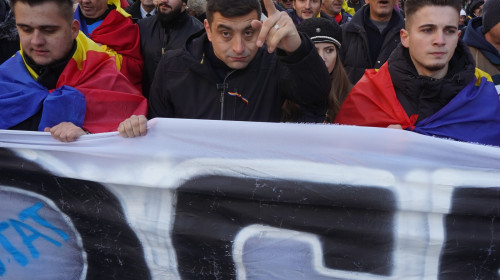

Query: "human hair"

xmin=11 ymin=0 xmax=74 ymax=23
xmin=187 ymin=0 xmax=207 ymax=16
xmin=281 ymin=46 xmax=352 ymax=123
xmin=206 ymin=0 xmax=261 ymax=25
xmin=325 ymin=50 xmax=352 ymax=123
xmin=404 ymin=0 xmax=461 ymax=20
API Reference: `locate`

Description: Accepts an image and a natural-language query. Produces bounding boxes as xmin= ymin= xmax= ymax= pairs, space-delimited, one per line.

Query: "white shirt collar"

xmin=140 ymin=4 xmax=156 ymax=18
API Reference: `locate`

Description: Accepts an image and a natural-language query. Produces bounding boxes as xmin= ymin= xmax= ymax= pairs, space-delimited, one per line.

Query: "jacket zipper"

xmin=219 ymin=70 xmax=236 ymax=120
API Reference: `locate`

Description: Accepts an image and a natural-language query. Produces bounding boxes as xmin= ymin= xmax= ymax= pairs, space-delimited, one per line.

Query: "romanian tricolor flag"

xmin=74 ymin=0 xmax=143 ymax=92
xmin=334 ymin=63 xmax=500 ymax=147
xmin=0 ymin=32 xmax=147 ymax=133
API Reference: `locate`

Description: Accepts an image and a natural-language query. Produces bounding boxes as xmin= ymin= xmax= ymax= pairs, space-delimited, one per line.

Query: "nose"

xmin=305 ymin=0 xmax=311 ymax=8
xmin=31 ymin=29 xmax=45 ymax=47
xmin=232 ymin=35 xmax=245 ymax=55
xmin=433 ymin=30 xmax=446 ymax=46
xmin=318 ymin=49 xmax=327 ymax=63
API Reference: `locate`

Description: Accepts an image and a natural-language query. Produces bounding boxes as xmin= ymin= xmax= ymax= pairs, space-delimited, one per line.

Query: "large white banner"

xmin=1 ymin=118 xmax=500 ymax=279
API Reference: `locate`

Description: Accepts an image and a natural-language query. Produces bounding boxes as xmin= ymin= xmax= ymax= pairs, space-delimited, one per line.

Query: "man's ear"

xmin=400 ymin=28 xmax=409 ymax=48
xmin=71 ymin=19 xmax=80 ymax=40
xmin=204 ymin=19 xmax=212 ymax=42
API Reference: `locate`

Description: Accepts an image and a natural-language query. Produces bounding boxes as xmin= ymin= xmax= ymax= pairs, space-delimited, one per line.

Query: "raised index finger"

xmin=262 ymin=0 xmax=278 ymax=16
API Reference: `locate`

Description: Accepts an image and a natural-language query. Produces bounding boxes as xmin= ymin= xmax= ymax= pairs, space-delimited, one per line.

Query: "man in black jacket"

xmin=125 ymin=0 xmax=156 ymax=23
xmin=138 ymin=0 xmax=203 ymax=97
xmin=118 ymin=0 xmax=330 ymax=137
xmin=340 ymin=0 xmax=404 ymax=84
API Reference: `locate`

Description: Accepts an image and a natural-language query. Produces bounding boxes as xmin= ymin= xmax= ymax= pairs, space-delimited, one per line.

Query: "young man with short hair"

xmin=0 ymin=0 xmax=147 ymax=142
xmin=118 ymin=0 xmax=330 ymax=137
xmin=335 ymin=0 xmax=500 ymax=146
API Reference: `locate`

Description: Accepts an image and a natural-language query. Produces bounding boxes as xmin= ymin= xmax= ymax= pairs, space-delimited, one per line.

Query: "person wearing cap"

xmin=118 ymin=0 xmax=330 ymax=138
xmin=74 ymin=0 xmax=144 ymax=92
xmin=339 ymin=0 xmax=405 ymax=84
xmin=463 ymin=0 xmax=500 ymax=89
xmin=282 ymin=17 xmax=351 ymax=122
xmin=335 ymin=0 xmax=500 ymax=147
xmin=138 ymin=0 xmax=204 ymax=97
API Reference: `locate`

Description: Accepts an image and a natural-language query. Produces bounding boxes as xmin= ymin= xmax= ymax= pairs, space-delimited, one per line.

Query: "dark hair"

xmin=206 ymin=0 xmax=262 ymax=24
xmin=404 ymin=0 xmax=461 ymax=20
xmin=325 ymin=50 xmax=352 ymax=123
xmin=281 ymin=47 xmax=352 ymax=123
xmin=11 ymin=0 xmax=74 ymax=22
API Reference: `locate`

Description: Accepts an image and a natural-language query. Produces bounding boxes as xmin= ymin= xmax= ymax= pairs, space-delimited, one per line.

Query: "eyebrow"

xmin=418 ymin=24 xmax=458 ymax=30
xmin=17 ymin=23 xmax=60 ymax=29
xmin=216 ymin=23 xmax=253 ymax=32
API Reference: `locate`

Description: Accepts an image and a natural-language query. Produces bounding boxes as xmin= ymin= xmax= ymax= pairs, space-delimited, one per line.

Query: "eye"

xmin=18 ymin=26 xmax=33 ymax=33
xmin=221 ymin=31 xmax=231 ymax=38
xmin=325 ymin=47 xmax=336 ymax=54
xmin=42 ymin=27 xmax=57 ymax=34
xmin=444 ymin=28 xmax=457 ymax=35
xmin=244 ymin=29 xmax=254 ymax=37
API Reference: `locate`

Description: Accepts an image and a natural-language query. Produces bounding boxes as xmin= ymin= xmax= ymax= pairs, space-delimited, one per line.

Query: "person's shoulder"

xmin=138 ymin=14 xmax=157 ymax=28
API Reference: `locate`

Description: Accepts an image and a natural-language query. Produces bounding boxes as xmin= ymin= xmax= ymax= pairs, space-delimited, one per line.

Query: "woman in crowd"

xmin=282 ymin=17 xmax=352 ymax=123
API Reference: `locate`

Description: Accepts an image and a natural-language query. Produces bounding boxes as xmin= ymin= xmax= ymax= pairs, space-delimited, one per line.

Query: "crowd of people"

xmin=0 ymin=0 xmax=499 ymax=146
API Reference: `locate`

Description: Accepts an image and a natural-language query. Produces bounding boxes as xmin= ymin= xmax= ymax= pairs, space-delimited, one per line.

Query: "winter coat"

xmin=340 ymin=4 xmax=404 ymax=84
xmin=336 ymin=42 xmax=500 ymax=146
xmin=138 ymin=11 xmax=204 ymax=97
xmin=148 ymin=32 xmax=330 ymax=122
xmin=463 ymin=17 xmax=500 ymax=85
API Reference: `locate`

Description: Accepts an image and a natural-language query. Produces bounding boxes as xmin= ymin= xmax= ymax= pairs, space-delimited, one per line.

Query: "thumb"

xmin=44 ymin=127 xmax=51 ymax=132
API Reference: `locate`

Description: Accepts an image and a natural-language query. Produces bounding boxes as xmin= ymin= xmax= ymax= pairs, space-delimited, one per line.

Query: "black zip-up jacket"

xmin=388 ymin=41 xmax=476 ymax=123
xmin=340 ymin=4 xmax=404 ymax=84
xmin=148 ymin=32 xmax=330 ymax=122
xmin=139 ymin=11 xmax=204 ymax=97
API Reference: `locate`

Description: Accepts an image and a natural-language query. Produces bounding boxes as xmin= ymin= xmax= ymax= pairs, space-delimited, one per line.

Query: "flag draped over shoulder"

xmin=0 ymin=32 xmax=147 ymax=133
xmin=335 ymin=63 xmax=500 ymax=147
xmin=74 ymin=0 xmax=143 ymax=91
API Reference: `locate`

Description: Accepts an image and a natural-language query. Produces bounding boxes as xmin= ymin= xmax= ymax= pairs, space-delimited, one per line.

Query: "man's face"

xmin=154 ymin=0 xmax=185 ymax=15
xmin=459 ymin=15 xmax=466 ymax=26
xmin=485 ymin=22 xmax=500 ymax=47
xmin=78 ymin=0 xmax=108 ymax=19
xmin=14 ymin=1 xmax=79 ymax=66
xmin=293 ymin=0 xmax=322 ymax=21
xmin=365 ymin=0 xmax=397 ymax=21
xmin=401 ymin=5 xmax=460 ymax=79
xmin=141 ymin=0 xmax=155 ymax=10
xmin=322 ymin=0 xmax=343 ymax=17
xmin=279 ymin=0 xmax=293 ymax=9
xmin=204 ymin=11 xmax=259 ymax=70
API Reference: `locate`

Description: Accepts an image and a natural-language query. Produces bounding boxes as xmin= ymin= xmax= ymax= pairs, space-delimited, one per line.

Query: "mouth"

xmin=32 ymin=49 xmax=49 ymax=56
xmin=230 ymin=56 xmax=248 ymax=62
xmin=378 ymin=0 xmax=390 ymax=5
xmin=430 ymin=52 xmax=446 ymax=57
xmin=158 ymin=3 xmax=171 ymax=9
